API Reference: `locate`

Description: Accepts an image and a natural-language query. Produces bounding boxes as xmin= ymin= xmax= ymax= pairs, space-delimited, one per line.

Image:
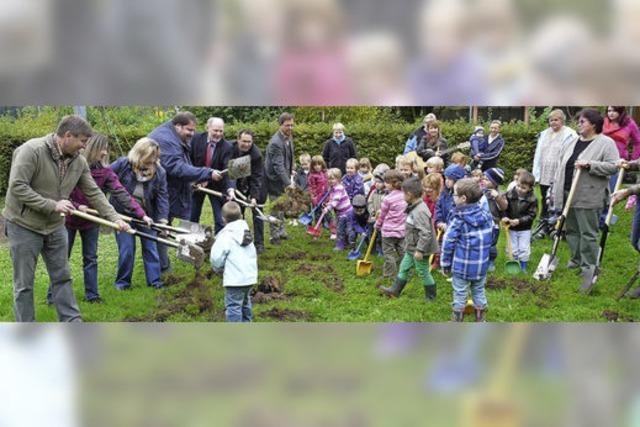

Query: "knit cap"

xmin=372 ymin=163 xmax=390 ymax=181
xmin=484 ymin=167 xmax=505 ymax=187
xmin=444 ymin=164 xmax=466 ymax=181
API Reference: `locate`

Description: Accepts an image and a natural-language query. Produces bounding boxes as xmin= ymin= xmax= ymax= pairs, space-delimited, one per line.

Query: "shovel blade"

xmin=347 ymin=250 xmax=362 ymax=261
xmin=176 ymin=244 xmax=205 ymax=268
xmin=299 ymin=213 xmax=313 ymax=226
xmin=306 ymin=226 xmax=321 ymax=237
xmin=463 ymin=298 xmax=475 ymax=315
xmin=533 ymin=254 xmax=555 ymax=280
xmin=505 ymin=260 xmax=521 ymax=276
xmin=356 ymin=260 xmax=373 ymax=276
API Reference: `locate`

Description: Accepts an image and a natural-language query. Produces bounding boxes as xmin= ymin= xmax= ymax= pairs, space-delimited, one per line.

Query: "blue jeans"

xmin=47 ymin=226 xmax=100 ymax=302
xmin=336 ymin=214 xmax=352 ymax=244
xmin=452 ymin=275 xmax=488 ymax=312
xmin=115 ymin=224 xmax=163 ymax=289
xmin=190 ymin=191 xmax=225 ymax=234
xmin=224 ymin=286 xmax=253 ymax=322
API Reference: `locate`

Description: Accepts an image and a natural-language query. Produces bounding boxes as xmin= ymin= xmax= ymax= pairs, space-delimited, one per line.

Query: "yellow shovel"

xmin=356 ymin=228 xmax=378 ymax=276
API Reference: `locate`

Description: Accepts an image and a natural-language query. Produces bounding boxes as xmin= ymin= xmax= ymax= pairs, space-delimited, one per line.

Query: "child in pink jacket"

xmin=323 ymin=168 xmax=353 ymax=250
xmin=375 ymin=169 xmax=407 ymax=278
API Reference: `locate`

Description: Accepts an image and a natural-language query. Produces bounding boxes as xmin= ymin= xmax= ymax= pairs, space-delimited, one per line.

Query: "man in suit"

xmin=264 ymin=112 xmax=295 ymax=245
xmin=190 ymin=117 xmax=233 ymax=233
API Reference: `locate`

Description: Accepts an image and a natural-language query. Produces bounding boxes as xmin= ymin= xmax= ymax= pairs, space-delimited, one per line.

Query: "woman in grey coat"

xmin=552 ymin=109 xmax=618 ymax=276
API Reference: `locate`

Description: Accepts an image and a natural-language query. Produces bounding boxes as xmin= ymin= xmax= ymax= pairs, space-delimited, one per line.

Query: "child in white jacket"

xmin=210 ymin=201 xmax=258 ymax=322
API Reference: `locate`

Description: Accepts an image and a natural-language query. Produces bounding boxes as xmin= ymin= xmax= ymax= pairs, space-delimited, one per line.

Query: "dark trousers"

xmin=47 ymin=226 xmax=100 ymax=303
xmin=539 ymin=184 xmax=550 ymax=219
xmin=190 ymin=191 xmax=224 ymax=234
xmin=240 ymin=205 xmax=264 ymax=247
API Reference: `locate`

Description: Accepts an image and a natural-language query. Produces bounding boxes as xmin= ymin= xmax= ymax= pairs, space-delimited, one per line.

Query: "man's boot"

xmin=424 ymin=285 xmax=437 ymax=302
xmin=475 ymin=308 xmax=487 ymax=322
xmin=451 ymin=311 xmax=464 ymax=322
xmin=378 ymin=277 xmax=407 ymax=298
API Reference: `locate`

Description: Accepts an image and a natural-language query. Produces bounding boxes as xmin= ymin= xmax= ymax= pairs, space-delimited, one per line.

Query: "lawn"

xmin=1 ymin=195 xmax=639 ymax=322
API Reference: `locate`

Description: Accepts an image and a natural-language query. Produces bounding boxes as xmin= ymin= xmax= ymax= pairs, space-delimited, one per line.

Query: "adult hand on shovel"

xmin=114 ymin=219 xmax=131 ymax=232
xmin=612 ymin=188 xmax=631 ymax=206
xmin=54 ymin=200 xmax=75 ymax=215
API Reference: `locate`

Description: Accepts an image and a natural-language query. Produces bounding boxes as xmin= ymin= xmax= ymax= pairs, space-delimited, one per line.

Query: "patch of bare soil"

xmin=251 ymin=275 xmax=295 ymax=304
xmin=486 ymin=277 xmax=552 ymax=308
xmin=294 ymin=264 xmax=343 ymax=292
xmin=260 ymin=307 xmax=311 ymax=321
xmin=127 ymin=272 xmax=217 ymax=321
xmin=602 ymin=310 xmax=634 ymax=322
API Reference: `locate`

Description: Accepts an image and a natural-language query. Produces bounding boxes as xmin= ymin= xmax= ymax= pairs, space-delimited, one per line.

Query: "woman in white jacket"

xmin=210 ymin=201 xmax=258 ymax=322
xmin=532 ymin=109 xmax=577 ymax=223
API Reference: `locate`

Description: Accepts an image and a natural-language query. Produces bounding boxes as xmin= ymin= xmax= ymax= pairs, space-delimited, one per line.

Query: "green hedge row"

xmin=0 ymin=116 xmax=547 ymax=195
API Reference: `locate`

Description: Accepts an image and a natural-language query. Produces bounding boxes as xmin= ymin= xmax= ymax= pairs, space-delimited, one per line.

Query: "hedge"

xmin=0 ymin=116 xmax=547 ymax=195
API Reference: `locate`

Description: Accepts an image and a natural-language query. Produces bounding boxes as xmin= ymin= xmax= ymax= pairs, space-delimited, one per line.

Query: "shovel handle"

xmin=195 ymin=186 xmax=225 ymax=198
xmin=503 ymin=223 xmax=514 ymax=260
xmin=605 ymin=167 xmax=625 ymax=226
xmin=68 ymin=210 xmax=134 ymax=234
xmin=362 ymin=228 xmax=378 ymax=263
xmin=561 ymin=168 xmax=582 ymax=220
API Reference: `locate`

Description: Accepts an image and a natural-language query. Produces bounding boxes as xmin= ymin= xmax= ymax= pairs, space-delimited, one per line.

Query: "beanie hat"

xmin=352 ymin=194 xmax=367 ymax=208
xmin=372 ymin=163 xmax=390 ymax=181
xmin=444 ymin=164 xmax=466 ymax=181
xmin=473 ymin=125 xmax=485 ymax=135
xmin=484 ymin=167 xmax=505 ymax=187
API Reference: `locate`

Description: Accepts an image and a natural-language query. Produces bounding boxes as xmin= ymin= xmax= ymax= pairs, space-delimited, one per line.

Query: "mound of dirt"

xmin=602 ymin=310 xmax=634 ymax=322
xmin=271 ymin=187 xmax=312 ymax=218
xmin=260 ymin=307 xmax=311 ymax=321
xmin=486 ymin=278 xmax=510 ymax=290
xmin=256 ymin=276 xmax=283 ymax=293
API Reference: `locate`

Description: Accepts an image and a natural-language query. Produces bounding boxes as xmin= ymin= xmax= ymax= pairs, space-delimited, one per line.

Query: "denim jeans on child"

xmin=224 ymin=285 xmax=253 ymax=322
xmin=115 ymin=224 xmax=163 ymax=289
xmin=336 ymin=214 xmax=352 ymax=244
xmin=509 ymin=229 xmax=531 ymax=262
xmin=452 ymin=275 xmax=488 ymax=312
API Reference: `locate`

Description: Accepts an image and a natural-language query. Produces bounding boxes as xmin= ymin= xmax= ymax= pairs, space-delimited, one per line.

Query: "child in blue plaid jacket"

xmin=440 ymin=178 xmax=494 ymax=322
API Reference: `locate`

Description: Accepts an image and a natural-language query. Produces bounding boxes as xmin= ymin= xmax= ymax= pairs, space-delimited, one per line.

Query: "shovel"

xmin=299 ymin=191 xmax=330 ymax=226
xmin=225 ymin=154 xmax=252 ymax=180
xmin=356 ymin=228 xmax=378 ymax=276
xmin=580 ymin=167 xmax=625 ymax=294
xmin=347 ymin=227 xmax=370 ymax=260
xmin=503 ymin=223 xmax=521 ymax=275
xmin=195 ymin=186 xmax=281 ymax=225
xmin=533 ymin=168 xmax=582 ymax=280
xmin=306 ymin=210 xmax=327 ymax=238
xmin=67 ymin=210 xmax=205 ymax=268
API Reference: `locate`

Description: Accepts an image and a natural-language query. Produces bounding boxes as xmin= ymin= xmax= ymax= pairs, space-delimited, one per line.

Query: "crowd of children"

xmin=272 ymin=124 xmax=539 ymax=322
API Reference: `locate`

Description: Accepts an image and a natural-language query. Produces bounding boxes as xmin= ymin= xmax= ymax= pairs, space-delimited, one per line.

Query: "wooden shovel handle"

xmin=562 ymin=168 xmax=582 ymax=219
xmin=195 ymin=186 xmax=224 ymax=198
xmin=504 ymin=223 xmax=513 ymax=260
xmin=68 ymin=210 xmax=134 ymax=234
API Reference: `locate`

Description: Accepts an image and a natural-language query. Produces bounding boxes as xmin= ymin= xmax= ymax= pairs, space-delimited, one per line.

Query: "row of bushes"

xmin=0 ymin=114 xmax=547 ymax=195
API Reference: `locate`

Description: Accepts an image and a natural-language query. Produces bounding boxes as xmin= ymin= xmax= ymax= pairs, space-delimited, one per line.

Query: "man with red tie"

xmin=190 ymin=117 xmax=233 ymax=233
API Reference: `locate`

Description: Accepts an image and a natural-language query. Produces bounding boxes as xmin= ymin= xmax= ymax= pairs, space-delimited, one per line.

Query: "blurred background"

xmin=2 ymin=324 xmax=640 ymax=426
xmin=0 ymin=0 xmax=638 ymax=104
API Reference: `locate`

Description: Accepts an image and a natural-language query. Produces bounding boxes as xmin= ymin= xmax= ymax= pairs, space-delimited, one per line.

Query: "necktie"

xmin=205 ymin=142 xmax=215 ymax=168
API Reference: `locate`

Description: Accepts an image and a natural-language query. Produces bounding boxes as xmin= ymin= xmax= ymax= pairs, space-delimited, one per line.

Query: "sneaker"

xmin=149 ymin=283 xmax=164 ymax=289
xmin=330 ymin=233 xmax=337 ymax=240
xmin=115 ymin=285 xmax=131 ymax=291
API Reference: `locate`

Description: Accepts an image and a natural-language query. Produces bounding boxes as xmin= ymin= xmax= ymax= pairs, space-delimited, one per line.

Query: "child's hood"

xmin=221 ymin=219 xmax=253 ymax=246
xmin=454 ymin=202 xmax=492 ymax=228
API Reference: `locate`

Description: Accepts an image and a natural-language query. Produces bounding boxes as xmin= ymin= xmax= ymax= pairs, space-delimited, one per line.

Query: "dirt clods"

xmin=261 ymin=307 xmax=311 ymax=321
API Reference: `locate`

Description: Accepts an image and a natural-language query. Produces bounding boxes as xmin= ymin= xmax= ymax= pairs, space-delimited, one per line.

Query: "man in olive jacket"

xmin=3 ymin=116 xmax=129 ymax=322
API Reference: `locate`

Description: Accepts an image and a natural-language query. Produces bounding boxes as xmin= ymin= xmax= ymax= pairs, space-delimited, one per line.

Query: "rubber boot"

xmin=451 ymin=311 xmax=464 ymax=322
xmin=378 ymin=277 xmax=407 ymax=298
xmin=475 ymin=308 xmax=487 ymax=322
xmin=520 ymin=261 xmax=528 ymax=273
xmin=424 ymin=285 xmax=437 ymax=302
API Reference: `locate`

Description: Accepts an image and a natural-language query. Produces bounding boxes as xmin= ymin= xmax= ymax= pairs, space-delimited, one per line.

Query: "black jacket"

xmin=229 ymin=141 xmax=266 ymax=203
xmin=503 ymin=187 xmax=538 ymax=231
xmin=189 ymin=132 xmax=233 ymax=192
xmin=322 ymin=137 xmax=357 ymax=175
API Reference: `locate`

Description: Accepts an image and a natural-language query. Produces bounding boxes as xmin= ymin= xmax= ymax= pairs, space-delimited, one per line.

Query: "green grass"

xmin=1 ymin=194 xmax=639 ymax=322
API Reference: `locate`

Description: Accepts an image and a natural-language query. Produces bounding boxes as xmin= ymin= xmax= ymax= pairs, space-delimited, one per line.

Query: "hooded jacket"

xmin=210 ymin=219 xmax=257 ymax=287
xmin=440 ymin=202 xmax=493 ymax=281
xmin=404 ymin=200 xmax=439 ymax=255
